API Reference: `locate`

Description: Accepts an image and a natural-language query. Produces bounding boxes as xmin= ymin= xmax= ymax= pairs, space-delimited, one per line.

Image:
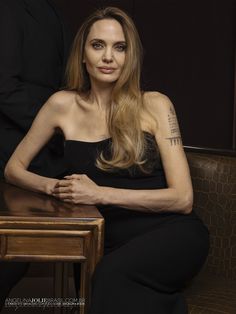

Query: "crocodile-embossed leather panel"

xmin=185 ymin=272 xmax=236 ymax=313
xmin=186 ymin=152 xmax=236 ymax=279
xmin=184 ymin=152 xmax=236 ymax=313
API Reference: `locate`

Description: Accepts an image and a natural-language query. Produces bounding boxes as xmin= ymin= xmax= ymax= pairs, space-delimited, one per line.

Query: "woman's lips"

xmin=97 ymin=67 xmax=116 ymax=74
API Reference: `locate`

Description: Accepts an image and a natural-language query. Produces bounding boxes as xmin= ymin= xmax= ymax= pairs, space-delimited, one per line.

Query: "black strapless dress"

xmin=64 ymin=132 xmax=209 ymax=314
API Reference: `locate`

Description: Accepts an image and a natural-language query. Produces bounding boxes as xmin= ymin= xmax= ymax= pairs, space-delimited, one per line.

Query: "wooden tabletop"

xmin=0 ymin=180 xmax=103 ymax=224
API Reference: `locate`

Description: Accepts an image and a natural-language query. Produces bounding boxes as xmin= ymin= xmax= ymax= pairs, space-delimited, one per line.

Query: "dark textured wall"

xmin=53 ymin=0 xmax=236 ymax=151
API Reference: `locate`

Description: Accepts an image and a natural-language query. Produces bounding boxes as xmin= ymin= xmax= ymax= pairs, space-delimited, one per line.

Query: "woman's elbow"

xmin=4 ymin=163 xmax=13 ymax=183
xmin=180 ymin=193 xmax=193 ymax=214
xmin=4 ymin=161 xmax=20 ymax=184
xmin=172 ymin=189 xmax=193 ymax=214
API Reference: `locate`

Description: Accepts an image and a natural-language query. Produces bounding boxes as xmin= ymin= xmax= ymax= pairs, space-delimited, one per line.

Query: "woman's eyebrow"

xmin=114 ymin=41 xmax=127 ymax=44
xmin=90 ymin=38 xmax=104 ymax=43
xmin=90 ymin=38 xmax=126 ymax=44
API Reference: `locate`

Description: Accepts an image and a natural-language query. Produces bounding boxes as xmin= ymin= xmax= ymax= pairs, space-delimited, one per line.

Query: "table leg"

xmin=53 ymin=262 xmax=69 ymax=314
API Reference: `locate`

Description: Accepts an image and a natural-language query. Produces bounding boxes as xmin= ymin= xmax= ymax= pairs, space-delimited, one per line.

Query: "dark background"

xmin=53 ymin=0 xmax=236 ymax=151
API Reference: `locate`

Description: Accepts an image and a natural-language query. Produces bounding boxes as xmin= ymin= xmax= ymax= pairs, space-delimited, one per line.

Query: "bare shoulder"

xmin=142 ymin=91 xmax=182 ymax=142
xmin=45 ymin=90 xmax=76 ymax=114
xmin=143 ymin=91 xmax=174 ymax=116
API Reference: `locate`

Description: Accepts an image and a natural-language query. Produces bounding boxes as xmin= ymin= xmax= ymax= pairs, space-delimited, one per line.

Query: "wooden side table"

xmin=0 ymin=181 xmax=104 ymax=314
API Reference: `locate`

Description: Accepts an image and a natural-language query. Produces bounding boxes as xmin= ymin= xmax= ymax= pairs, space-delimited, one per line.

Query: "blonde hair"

xmin=66 ymin=7 xmax=154 ymax=171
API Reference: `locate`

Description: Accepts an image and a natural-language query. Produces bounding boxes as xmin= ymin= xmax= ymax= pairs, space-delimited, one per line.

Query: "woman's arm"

xmin=4 ymin=92 xmax=66 ymax=194
xmin=53 ymin=92 xmax=193 ymax=214
xmin=101 ymin=92 xmax=193 ymax=214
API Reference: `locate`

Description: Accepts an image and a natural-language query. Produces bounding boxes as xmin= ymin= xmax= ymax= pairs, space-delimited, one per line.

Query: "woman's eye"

xmin=115 ymin=44 xmax=126 ymax=52
xmin=92 ymin=42 xmax=103 ymax=49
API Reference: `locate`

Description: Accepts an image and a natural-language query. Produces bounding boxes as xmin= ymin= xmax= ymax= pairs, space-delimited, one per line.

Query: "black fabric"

xmin=0 ymin=262 xmax=30 ymax=311
xmin=66 ymin=132 xmax=210 ymax=314
xmin=0 ymin=0 xmax=72 ymax=178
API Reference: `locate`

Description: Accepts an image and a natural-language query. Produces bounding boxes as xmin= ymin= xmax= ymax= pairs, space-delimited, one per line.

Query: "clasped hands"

xmin=52 ymin=174 xmax=102 ymax=204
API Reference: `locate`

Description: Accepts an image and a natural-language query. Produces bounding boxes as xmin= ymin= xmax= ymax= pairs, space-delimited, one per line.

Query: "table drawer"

xmin=0 ymin=230 xmax=91 ymax=261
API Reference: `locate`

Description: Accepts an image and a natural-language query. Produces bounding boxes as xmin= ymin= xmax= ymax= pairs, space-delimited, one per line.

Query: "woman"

xmin=5 ymin=7 xmax=209 ymax=314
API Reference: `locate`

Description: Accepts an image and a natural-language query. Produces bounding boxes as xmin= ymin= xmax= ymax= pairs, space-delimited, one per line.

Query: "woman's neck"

xmin=88 ymin=81 xmax=114 ymax=110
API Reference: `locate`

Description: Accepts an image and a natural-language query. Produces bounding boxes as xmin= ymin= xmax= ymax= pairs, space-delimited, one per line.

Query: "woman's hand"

xmin=52 ymin=174 xmax=102 ymax=204
xmin=45 ymin=178 xmax=60 ymax=195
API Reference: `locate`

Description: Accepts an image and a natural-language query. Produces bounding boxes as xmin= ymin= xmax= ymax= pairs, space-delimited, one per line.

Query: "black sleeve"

xmin=0 ymin=2 xmax=42 ymax=132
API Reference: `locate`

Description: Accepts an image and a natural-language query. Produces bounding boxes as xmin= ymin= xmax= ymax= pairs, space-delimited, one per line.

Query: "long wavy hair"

xmin=66 ymin=7 xmax=156 ymax=171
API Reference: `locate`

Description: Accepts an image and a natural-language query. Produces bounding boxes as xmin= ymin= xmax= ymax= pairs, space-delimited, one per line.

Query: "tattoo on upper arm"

xmin=165 ymin=105 xmax=182 ymax=146
xmin=168 ymin=105 xmax=180 ymax=135
xmin=165 ymin=136 xmax=182 ymax=145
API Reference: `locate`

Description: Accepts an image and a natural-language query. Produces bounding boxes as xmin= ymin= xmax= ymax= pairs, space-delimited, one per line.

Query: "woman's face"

xmin=83 ymin=19 xmax=126 ymax=86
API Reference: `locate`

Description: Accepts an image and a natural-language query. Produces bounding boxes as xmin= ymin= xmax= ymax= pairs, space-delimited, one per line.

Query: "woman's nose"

xmin=102 ymin=48 xmax=113 ymax=63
